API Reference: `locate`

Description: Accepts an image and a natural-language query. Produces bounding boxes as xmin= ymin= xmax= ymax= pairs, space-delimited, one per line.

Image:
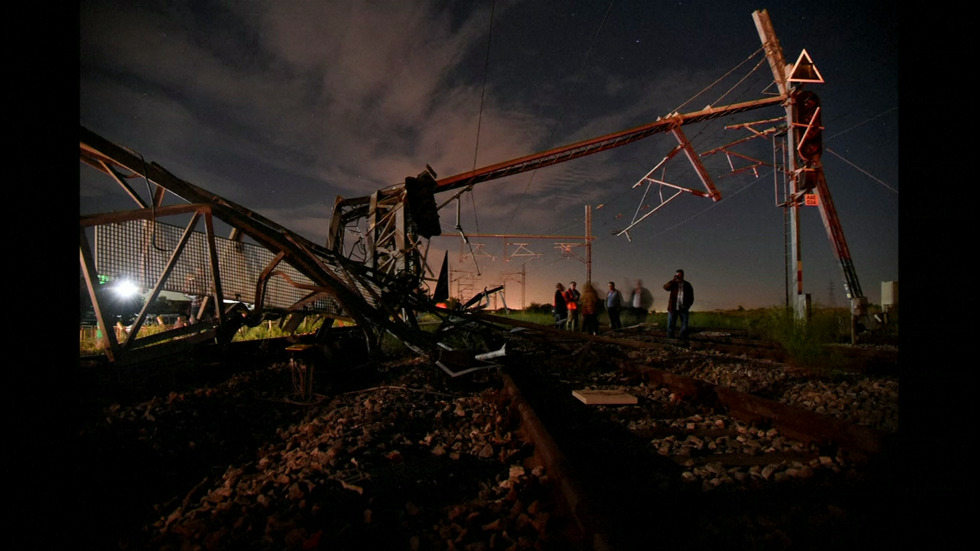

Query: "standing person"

xmin=564 ymin=281 xmax=581 ymax=331
xmin=630 ymin=280 xmax=654 ymax=325
xmin=606 ymin=281 xmax=624 ymax=330
xmin=663 ymin=269 xmax=695 ymax=338
xmin=553 ymin=283 xmax=568 ymax=329
xmin=580 ymin=281 xmax=600 ymax=335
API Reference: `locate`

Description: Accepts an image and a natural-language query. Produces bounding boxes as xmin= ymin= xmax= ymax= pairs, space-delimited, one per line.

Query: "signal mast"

xmin=753 ymin=10 xmax=866 ymax=337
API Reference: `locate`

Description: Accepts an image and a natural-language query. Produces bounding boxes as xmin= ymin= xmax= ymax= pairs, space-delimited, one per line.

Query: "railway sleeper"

xmin=500 ymin=370 xmax=896 ymax=550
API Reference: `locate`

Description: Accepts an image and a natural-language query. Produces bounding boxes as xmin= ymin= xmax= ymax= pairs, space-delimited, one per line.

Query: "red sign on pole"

xmin=804 ymin=193 xmax=819 ymax=206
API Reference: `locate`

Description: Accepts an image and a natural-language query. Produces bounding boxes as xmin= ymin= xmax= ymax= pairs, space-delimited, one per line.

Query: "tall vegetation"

xmin=752 ymin=308 xmax=848 ymax=370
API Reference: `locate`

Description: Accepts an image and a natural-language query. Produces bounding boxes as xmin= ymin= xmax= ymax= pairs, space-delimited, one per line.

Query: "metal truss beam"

xmin=80 ymin=127 xmax=437 ymax=365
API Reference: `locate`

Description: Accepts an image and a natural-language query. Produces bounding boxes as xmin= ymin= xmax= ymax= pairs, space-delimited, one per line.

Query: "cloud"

xmin=80 ymin=1 xmax=898 ymax=309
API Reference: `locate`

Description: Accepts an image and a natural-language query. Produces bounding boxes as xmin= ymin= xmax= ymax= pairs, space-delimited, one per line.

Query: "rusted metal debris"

xmin=80 ymin=126 xmax=452 ymax=366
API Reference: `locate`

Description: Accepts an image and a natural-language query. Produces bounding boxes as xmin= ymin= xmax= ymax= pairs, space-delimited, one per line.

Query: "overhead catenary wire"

xmin=466 ymin=0 xmax=497 ymax=237
xmin=488 ymin=14 xmax=769 ymax=240
xmin=823 ymin=106 xmax=898 ymax=194
xmin=594 ymin=47 xmax=774 ymax=236
xmin=672 ymin=47 xmax=768 ymax=114
xmin=611 ymin=52 xmax=785 ymax=240
xmin=825 ymin=148 xmax=898 ymax=194
xmin=825 ymin=106 xmax=897 ymax=142
xmin=631 ymin=103 xmax=901 ymax=243
xmin=453 ymin=0 xmax=498 ymax=276
xmin=503 ymin=0 xmax=617 ymax=234
xmin=633 ymin=169 xmax=773 ymax=244
xmin=453 ymin=8 xmax=890 ymax=295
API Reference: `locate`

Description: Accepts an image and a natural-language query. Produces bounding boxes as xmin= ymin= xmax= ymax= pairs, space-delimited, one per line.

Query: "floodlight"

xmin=113 ymin=279 xmax=140 ymax=299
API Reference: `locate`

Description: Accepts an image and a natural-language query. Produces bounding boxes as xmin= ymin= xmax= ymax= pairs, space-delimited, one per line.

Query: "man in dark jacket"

xmin=553 ymin=283 xmax=568 ymax=329
xmin=663 ymin=269 xmax=694 ymax=338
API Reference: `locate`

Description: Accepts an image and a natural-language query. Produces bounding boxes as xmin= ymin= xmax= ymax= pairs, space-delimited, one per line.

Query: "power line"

xmin=471 ymin=1 xmax=495 ymax=174
xmin=825 ymin=148 xmax=898 ymax=194
xmin=825 ymin=106 xmax=897 ymax=143
xmin=504 ymin=0 xmax=617 ymax=233
xmin=822 ymin=106 xmax=898 ymax=194
xmin=467 ymin=0 xmax=497 ymax=236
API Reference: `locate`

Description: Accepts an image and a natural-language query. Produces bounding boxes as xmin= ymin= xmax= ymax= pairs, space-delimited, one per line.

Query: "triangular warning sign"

xmin=789 ymin=49 xmax=824 ymax=83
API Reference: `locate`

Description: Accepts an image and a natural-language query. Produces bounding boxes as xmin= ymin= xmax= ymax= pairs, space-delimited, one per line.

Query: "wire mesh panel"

xmin=94 ymin=219 xmax=344 ymax=313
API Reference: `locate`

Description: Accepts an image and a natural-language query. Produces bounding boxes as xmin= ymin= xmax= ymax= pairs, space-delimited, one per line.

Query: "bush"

xmin=524 ymin=302 xmax=553 ymax=315
xmin=754 ymin=307 xmax=850 ymax=371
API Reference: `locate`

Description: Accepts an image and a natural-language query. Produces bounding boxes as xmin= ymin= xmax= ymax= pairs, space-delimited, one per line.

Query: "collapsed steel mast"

xmin=80 ymin=9 xmax=867 ymax=365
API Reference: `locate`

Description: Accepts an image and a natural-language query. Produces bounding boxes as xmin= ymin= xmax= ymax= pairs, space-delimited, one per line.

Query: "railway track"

xmin=428 ymin=314 xmax=900 ymax=549
xmin=75 ymin=317 xmax=900 ymax=550
xmin=473 ymin=311 xmax=898 ymax=371
xmin=494 ymin=330 xmax=900 ymax=550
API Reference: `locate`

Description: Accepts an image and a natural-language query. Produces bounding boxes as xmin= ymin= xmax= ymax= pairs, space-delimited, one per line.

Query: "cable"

xmin=134 ymin=150 xmax=171 ymax=254
xmin=825 ymin=106 xmax=897 ymax=143
xmin=823 ymin=106 xmax=899 ymax=194
xmin=825 ymin=148 xmax=898 ymax=194
xmin=634 ymin=169 xmax=772 ymax=244
xmin=466 ymin=0 xmax=496 ymax=236
xmin=471 ymin=0 xmax=495 ymax=173
xmin=504 ymin=0 xmax=617 ymax=233
xmin=672 ymin=47 xmax=766 ymax=114
xmin=604 ymin=49 xmax=771 ymax=236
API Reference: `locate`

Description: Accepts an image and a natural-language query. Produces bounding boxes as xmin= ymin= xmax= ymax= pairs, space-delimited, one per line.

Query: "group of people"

xmin=554 ymin=281 xmax=605 ymax=334
xmin=553 ymin=281 xmax=587 ymax=332
xmin=552 ymin=269 xmax=694 ymax=338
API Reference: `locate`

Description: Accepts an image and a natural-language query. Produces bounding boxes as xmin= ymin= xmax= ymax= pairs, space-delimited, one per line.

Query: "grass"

xmin=82 ymin=305 xmax=897 ymax=370
xmin=490 ymin=304 xmax=897 ymax=371
xmin=79 ymin=316 xmax=328 ymax=356
xmin=231 ymin=317 xmax=328 ymax=341
xmin=79 ymin=323 xmax=173 ymax=356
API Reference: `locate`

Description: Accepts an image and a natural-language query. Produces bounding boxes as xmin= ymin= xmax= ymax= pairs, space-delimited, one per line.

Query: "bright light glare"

xmin=113 ymin=279 xmax=141 ymax=299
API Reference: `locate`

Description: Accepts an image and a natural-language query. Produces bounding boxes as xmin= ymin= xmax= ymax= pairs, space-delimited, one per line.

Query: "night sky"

xmin=79 ymin=0 xmax=899 ymax=311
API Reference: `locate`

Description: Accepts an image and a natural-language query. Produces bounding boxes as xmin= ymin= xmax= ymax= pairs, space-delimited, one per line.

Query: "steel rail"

xmin=473 ymin=312 xmax=892 ymax=458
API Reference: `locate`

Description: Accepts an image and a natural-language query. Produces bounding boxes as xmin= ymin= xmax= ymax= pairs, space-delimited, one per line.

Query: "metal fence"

xmin=94 ymin=219 xmax=341 ymax=313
